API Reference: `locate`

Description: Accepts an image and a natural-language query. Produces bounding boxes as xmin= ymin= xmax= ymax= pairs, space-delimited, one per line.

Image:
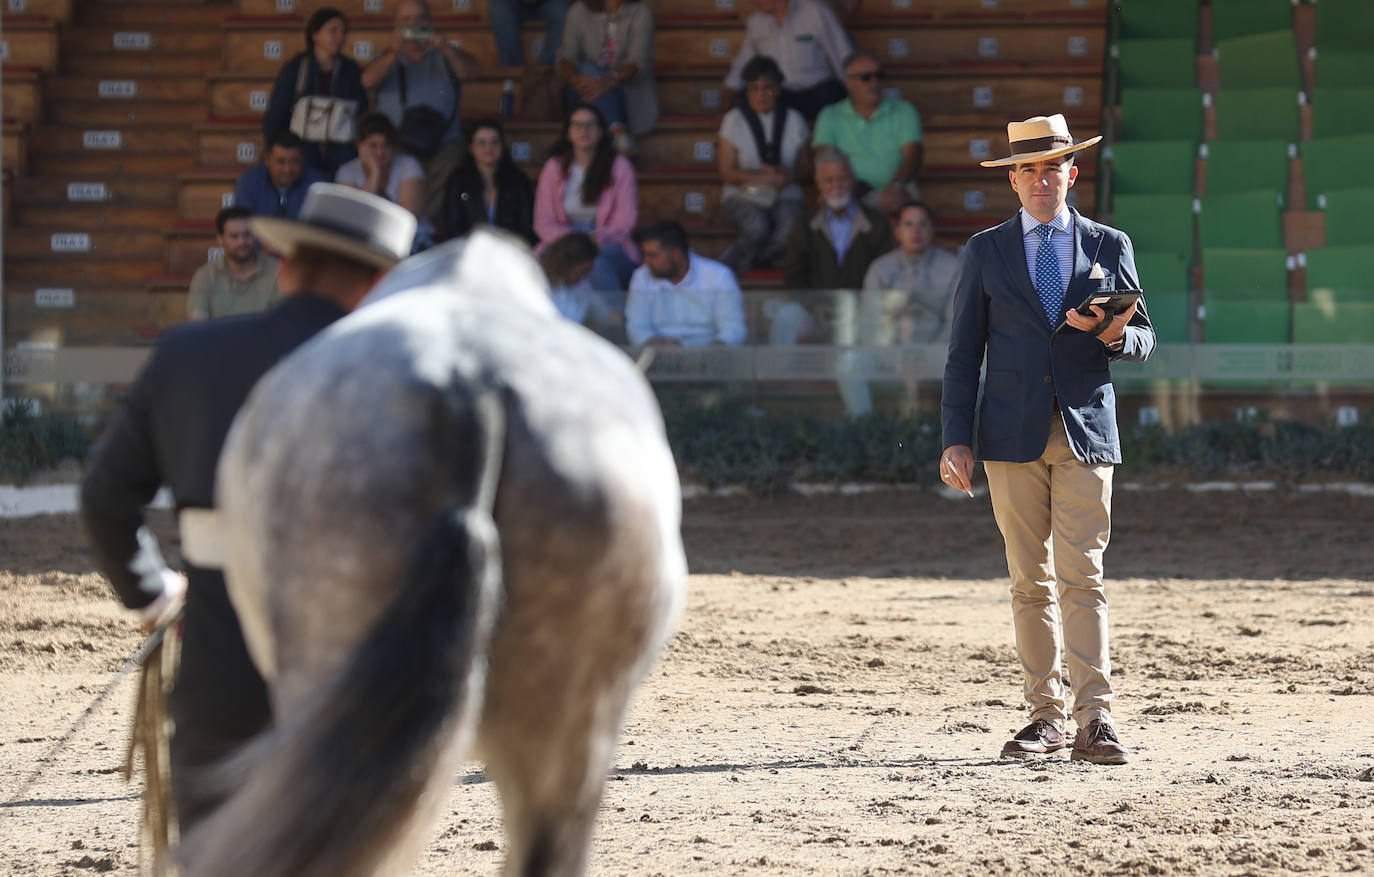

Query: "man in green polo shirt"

xmin=811 ymin=50 xmax=923 ymax=217
xmin=187 ymin=206 xmax=281 ymax=321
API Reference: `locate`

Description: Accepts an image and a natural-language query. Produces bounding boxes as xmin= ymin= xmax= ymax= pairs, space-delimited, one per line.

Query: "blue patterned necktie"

xmin=1034 ymin=223 xmax=1063 ymax=325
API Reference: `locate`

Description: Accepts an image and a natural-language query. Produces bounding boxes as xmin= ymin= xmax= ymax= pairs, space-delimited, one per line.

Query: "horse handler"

xmin=81 ymin=184 xmax=415 ymax=834
xmin=939 ymin=114 xmax=1154 ymax=765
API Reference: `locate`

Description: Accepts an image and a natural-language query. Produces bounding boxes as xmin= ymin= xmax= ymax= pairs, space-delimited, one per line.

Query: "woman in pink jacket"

xmin=534 ymin=103 xmax=639 ymax=298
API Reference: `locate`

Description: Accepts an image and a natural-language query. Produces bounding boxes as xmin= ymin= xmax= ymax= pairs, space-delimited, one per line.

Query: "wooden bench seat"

xmin=3 ymin=120 xmax=28 ymax=174
xmin=0 ymin=0 xmax=72 ymax=21
xmin=30 ymin=151 xmax=198 ymax=176
xmin=44 ymin=75 xmax=209 ymax=102
xmin=50 ymin=100 xmax=210 ymax=126
xmin=64 ymin=51 xmax=225 ymax=77
xmin=11 ymin=174 xmax=180 ymax=206
xmin=5 ymin=256 xmax=168 ymax=285
xmin=165 ymin=223 xmax=221 ymax=276
xmin=14 ymin=202 xmax=180 ymax=230
xmin=0 ymin=20 xmax=59 ymax=72
xmin=63 ymin=27 xmax=223 ymax=56
xmin=2 ymin=69 xmax=43 ymax=125
xmin=3 ymin=286 xmax=185 ymax=347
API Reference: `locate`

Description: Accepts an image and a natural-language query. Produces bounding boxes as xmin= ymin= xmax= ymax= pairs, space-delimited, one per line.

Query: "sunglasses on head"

xmin=852 ymin=70 xmax=885 ymax=82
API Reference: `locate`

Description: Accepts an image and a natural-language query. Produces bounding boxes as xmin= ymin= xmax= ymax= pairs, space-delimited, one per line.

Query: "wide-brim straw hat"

xmin=250 ymin=183 xmax=417 ymax=270
xmin=979 ymin=113 xmax=1103 ymax=168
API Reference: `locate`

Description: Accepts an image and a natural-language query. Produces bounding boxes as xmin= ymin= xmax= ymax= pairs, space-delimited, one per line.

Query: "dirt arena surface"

xmin=1 ymin=487 xmax=1372 ymax=875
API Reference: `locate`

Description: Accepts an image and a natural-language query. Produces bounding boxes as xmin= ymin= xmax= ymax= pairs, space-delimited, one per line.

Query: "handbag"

xmin=396 ymin=60 xmax=461 ymax=160
xmin=737 ymin=183 xmax=779 ymax=209
xmin=288 ymin=58 xmax=357 ymax=144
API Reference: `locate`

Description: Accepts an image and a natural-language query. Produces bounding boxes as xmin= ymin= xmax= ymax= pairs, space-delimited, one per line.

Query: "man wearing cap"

xmin=940 ymin=114 xmax=1154 ymax=765
xmin=81 ymin=184 xmax=417 ymax=831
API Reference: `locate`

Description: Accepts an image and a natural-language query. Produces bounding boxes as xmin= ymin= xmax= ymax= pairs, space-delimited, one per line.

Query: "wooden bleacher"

xmin=3 ymin=0 xmax=1111 ymax=352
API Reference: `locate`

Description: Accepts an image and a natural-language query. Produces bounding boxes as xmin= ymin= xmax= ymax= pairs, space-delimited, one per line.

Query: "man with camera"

xmin=363 ymin=0 xmax=480 ymax=223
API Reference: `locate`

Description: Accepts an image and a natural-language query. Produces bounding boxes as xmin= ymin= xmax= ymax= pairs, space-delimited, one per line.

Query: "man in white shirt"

xmin=723 ymin=0 xmax=853 ymax=122
xmin=626 ymin=222 xmax=748 ymax=347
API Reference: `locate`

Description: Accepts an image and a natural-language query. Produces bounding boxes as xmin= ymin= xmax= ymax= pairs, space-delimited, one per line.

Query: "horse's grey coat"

xmin=185 ymin=231 xmax=686 ymax=877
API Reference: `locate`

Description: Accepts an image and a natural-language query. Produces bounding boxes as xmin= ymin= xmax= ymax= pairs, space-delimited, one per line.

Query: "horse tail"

xmin=178 ymin=387 xmax=505 ymax=877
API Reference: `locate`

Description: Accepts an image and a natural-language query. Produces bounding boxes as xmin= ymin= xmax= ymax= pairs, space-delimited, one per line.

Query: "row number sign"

xmin=364 ymin=0 xmax=381 ymax=11
xmin=715 ymin=0 xmax=734 ymax=8
xmin=709 ymin=38 xmax=729 ymax=58
xmin=684 ymin=192 xmax=706 ymax=213
xmin=693 ymin=141 xmax=714 ymax=162
xmin=237 ymin=142 xmax=258 ymax=163
xmin=67 ymin=182 xmax=108 ymax=201
xmin=113 ymin=32 xmax=152 ymax=50
xmin=98 ymin=80 xmax=138 ymax=98
xmin=221 ymin=192 xmax=235 ymax=207
xmin=978 ymin=37 xmax=999 ymax=58
xmin=51 ymin=233 xmax=92 ymax=252
xmin=701 ymin=88 xmax=721 ymax=110
xmin=35 ymin=289 xmax=76 ymax=308
xmin=354 ymin=40 xmax=373 ymax=60
xmin=888 ymin=37 xmax=908 ymax=59
xmin=892 ymin=0 xmax=910 ymax=8
xmin=7 ymin=0 xmax=24 ymax=11
xmin=250 ymin=90 xmax=269 ymax=111
xmin=511 ymin=141 xmax=531 ymax=163
xmin=972 ymin=86 xmax=994 ymax=108
xmin=1063 ymin=85 xmax=1085 ymax=107
xmin=276 ymin=0 xmax=293 ymax=11
xmin=963 ymin=191 xmax=986 ymax=212
xmin=968 ymin=139 xmax=990 ymax=160
xmin=264 ymin=40 xmax=283 ymax=60
xmin=83 ymin=131 xmax=123 ymax=149
xmin=0 ymin=41 xmax=8 ymax=62
xmin=208 ymin=246 xmax=225 ymax=262
xmin=1067 ymin=36 xmax=1088 ymax=56
xmin=453 ymin=0 xmax=471 ymax=10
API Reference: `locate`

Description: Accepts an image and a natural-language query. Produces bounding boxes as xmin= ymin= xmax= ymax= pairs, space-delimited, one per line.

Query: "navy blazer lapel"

xmin=992 ymin=215 xmax=1045 ymax=321
xmin=1062 ymin=211 xmax=1099 ymax=322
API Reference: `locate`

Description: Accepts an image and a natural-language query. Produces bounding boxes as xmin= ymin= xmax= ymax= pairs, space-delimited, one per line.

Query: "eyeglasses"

xmin=850 ymin=70 xmax=885 ymax=82
xmin=568 ymin=120 xmax=600 ymax=131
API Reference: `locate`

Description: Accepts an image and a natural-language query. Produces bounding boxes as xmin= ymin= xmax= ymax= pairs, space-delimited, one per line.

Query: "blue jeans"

xmin=564 ymin=61 xmax=628 ymax=127
xmin=490 ymin=0 xmax=566 ymax=67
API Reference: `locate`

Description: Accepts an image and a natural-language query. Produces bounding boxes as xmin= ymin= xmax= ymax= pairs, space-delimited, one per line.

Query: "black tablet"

xmin=1073 ymin=290 xmax=1141 ymax=318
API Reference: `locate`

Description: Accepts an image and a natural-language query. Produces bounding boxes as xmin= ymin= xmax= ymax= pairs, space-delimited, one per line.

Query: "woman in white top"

xmin=716 ymin=55 xmax=811 ymax=274
xmin=334 ymin=113 xmax=425 ymax=217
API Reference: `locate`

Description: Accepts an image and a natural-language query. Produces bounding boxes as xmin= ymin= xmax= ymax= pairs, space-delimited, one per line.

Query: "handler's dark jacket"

xmin=80 ymin=292 xmax=346 ymax=826
xmin=782 ymin=200 xmax=893 ymax=290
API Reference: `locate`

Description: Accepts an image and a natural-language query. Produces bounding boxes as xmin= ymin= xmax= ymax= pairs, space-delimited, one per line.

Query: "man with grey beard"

xmin=782 ymin=147 xmax=892 ymax=292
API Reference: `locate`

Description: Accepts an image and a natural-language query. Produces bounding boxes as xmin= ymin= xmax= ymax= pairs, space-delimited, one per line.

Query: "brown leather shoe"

xmin=1001 ymin=719 xmax=1068 ymax=757
xmin=1071 ymin=719 xmax=1130 ymax=765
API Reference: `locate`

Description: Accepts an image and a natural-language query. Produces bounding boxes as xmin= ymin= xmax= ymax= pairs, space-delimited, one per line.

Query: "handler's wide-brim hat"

xmin=250 ymin=183 xmax=417 ymax=270
xmin=979 ymin=113 xmax=1103 ymax=168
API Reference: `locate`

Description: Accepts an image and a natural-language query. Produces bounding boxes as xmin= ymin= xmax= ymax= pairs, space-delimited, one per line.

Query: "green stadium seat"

xmin=1119 ymin=0 xmax=1199 ymax=41
xmin=1215 ymin=30 xmax=1302 ymax=90
xmin=1203 ymin=300 xmax=1291 ymax=342
xmin=1315 ymin=48 xmax=1374 ymax=88
xmin=1198 ymin=191 xmax=1284 ymax=251
xmin=1116 ymin=39 xmax=1197 ymax=90
xmin=1119 ymin=88 xmax=1205 ymax=142
xmin=1112 ymin=194 xmax=1196 ymax=265
xmin=1211 ymin=0 xmax=1293 ymax=43
xmin=1320 ymin=188 xmax=1374 ymax=247
xmin=1293 ymin=301 xmax=1374 ymax=343
xmin=1213 ymin=88 xmax=1301 ymax=142
xmin=1311 ymin=88 xmax=1374 ymax=138
xmin=1135 ymin=251 xmax=1190 ymax=295
xmin=1201 ymin=140 xmax=1290 ymax=197
xmin=1110 ymin=140 xmax=1196 ymax=196
xmin=1144 ymin=291 xmax=1192 ymax=342
xmin=1314 ymin=0 xmax=1374 ymax=51
xmin=1304 ymin=245 xmax=1374 ymax=303
xmin=1202 ymin=248 xmax=1290 ymax=303
xmin=1301 ymin=134 xmax=1374 ymax=208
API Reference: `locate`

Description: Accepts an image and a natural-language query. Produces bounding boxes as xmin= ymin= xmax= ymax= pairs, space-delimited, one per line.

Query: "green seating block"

xmin=1202 ymin=248 xmax=1290 ymax=303
xmin=1293 ymin=301 xmax=1374 ymax=342
xmin=1145 ymin=290 xmax=1192 ymax=343
xmin=1112 ymin=194 xmax=1196 ymax=265
xmin=1119 ymin=88 xmax=1205 ymax=142
xmin=1321 ymin=189 xmax=1374 ymax=247
xmin=1134 ymin=250 xmax=1190 ymax=295
xmin=1302 ymin=134 xmax=1374 ymax=208
xmin=1117 ymin=38 xmax=1197 ymax=90
xmin=1110 ymin=140 xmax=1196 ymax=196
xmin=1305 ymin=245 xmax=1374 ymax=303
xmin=1203 ymin=300 xmax=1291 ymax=342
xmin=1316 ymin=48 xmax=1374 ymax=88
xmin=1311 ymin=88 xmax=1374 ymax=138
xmin=1119 ymin=0 xmax=1199 ymax=41
xmin=1211 ymin=0 xmax=1294 ymax=42
xmin=1202 ymin=139 xmax=1290 ymax=196
xmin=1216 ymin=30 xmax=1301 ymax=89
xmin=1214 ymin=88 xmax=1301 ymax=141
xmin=1198 ymin=191 xmax=1284 ymax=251
xmin=1315 ymin=0 xmax=1374 ymax=50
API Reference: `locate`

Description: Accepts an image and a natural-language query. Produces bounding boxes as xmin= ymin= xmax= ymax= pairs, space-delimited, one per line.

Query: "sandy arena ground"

xmin=1 ymin=487 xmax=1372 ymax=875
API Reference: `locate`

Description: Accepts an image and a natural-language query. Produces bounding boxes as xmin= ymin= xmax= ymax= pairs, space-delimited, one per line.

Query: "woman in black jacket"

xmin=261 ymin=7 xmax=368 ymax=178
xmin=440 ymin=119 xmax=537 ymax=244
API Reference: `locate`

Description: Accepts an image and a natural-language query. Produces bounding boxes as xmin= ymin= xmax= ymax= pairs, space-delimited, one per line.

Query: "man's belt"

xmin=178 ymin=508 xmax=226 ymax=569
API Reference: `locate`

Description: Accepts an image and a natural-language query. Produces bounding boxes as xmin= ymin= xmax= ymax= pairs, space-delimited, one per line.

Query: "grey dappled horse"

xmin=180 ymin=231 xmax=687 ymax=877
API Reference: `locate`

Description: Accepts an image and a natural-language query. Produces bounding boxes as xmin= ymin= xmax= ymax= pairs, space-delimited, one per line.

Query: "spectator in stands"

xmin=863 ymin=201 xmax=961 ymax=343
xmin=723 ymin=0 xmax=853 ymax=123
xmin=782 ymin=147 xmax=892 ymax=291
xmin=534 ymin=103 xmax=639 ymax=298
xmin=539 ymin=231 xmax=618 ymax=333
xmin=440 ymin=119 xmax=536 ymax=244
xmin=491 ymin=0 xmax=568 ymax=68
xmin=717 ymin=55 xmax=810 ymax=275
xmin=334 ymin=114 xmax=425 ymax=217
xmin=363 ymin=0 xmax=481 ymax=224
xmin=812 ymin=51 xmax=923 ymax=216
xmin=187 ymin=206 xmax=280 ymax=321
xmin=233 ymin=130 xmax=326 ymax=220
xmin=261 ymin=7 xmax=368 ymax=178
xmin=557 ymin=0 xmax=657 ymax=155
xmin=626 ymin=221 xmax=747 ymax=347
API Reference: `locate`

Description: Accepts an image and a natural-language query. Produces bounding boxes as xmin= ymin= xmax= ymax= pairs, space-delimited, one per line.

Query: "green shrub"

xmin=0 ymin=400 xmax=91 ymax=484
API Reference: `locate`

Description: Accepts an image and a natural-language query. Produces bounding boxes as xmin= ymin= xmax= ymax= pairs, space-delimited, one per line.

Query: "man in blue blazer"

xmin=940 ymin=114 xmax=1155 ymax=765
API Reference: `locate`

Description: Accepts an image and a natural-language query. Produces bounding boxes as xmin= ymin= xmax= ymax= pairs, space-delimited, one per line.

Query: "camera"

xmin=401 ymin=26 xmax=433 ymax=41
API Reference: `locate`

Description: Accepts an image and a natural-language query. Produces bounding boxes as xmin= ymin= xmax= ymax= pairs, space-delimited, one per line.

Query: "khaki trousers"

xmin=983 ymin=416 xmax=1115 ymax=727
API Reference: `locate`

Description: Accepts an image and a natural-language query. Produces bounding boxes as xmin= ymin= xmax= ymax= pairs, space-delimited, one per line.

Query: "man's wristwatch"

xmin=1104 ymin=336 xmax=1125 ymax=352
